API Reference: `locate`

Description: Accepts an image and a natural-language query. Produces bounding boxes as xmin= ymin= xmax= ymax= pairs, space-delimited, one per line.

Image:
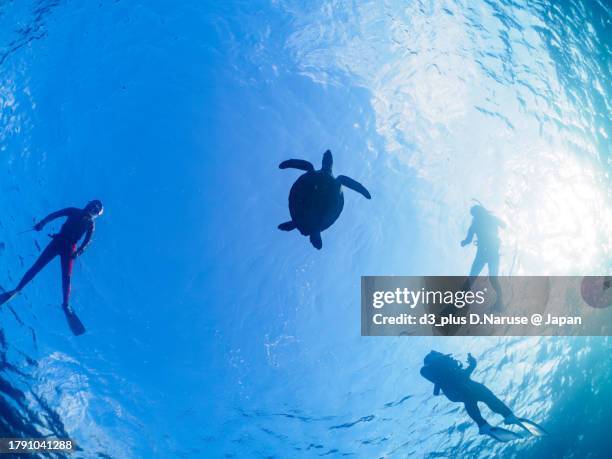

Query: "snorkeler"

xmin=0 ymin=200 xmax=104 ymax=335
xmin=461 ymin=204 xmax=505 ymax=308
xmin=420 ymin=350 xmax=548 ymax=442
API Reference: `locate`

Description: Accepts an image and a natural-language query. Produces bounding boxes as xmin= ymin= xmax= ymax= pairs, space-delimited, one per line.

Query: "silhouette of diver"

xmin=420 ymin=351 xmax=548 ymax=442
xmin=0 ymin=200 xmax=103 ymax=335
xmin=461 ymin=204 xmax=506 ymax=308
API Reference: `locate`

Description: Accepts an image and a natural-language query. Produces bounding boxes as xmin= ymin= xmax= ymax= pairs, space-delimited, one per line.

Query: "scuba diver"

xmin=420 ymin=350 xmax=548 ymax=442
xmin=461 ymin=204 xmax=505 ymax=308
xmin=0 ymin=200 xmax=104 ymax=335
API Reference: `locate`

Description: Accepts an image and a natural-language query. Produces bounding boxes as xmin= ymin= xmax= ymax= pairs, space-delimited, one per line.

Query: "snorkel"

xmin=85 ymin=200 xmax=104 ymax=218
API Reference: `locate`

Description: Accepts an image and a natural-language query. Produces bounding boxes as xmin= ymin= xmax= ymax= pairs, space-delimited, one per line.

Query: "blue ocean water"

xmin=0 ymin=0 xmax=610 ymax=457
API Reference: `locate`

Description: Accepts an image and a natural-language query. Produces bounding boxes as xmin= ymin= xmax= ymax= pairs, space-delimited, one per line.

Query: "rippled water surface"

xmin=0 ymin=0 xmax=610 ymax=457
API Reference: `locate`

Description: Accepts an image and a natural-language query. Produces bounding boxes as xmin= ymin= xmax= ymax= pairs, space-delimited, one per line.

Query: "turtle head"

xmin=322 ymin=150 xmax=333 ymax=173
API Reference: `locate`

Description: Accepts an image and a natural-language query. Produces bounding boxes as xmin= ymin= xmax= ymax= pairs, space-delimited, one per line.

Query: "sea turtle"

xmin=278 ymin=150 xmax=371 ymax=249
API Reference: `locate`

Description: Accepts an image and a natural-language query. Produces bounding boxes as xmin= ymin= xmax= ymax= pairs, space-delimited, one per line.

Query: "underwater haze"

xmin=0 ymin=0 xmax=611 ymax=457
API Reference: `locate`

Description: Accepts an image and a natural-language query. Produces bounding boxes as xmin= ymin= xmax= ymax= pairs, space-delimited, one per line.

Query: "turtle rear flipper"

xmin=337 ymin=175 xmax=371 ymax=199
xmin=310 ymin=233 xmax=322 ymax=250
xmin=278 ymin=221 xmax=296 ymax=231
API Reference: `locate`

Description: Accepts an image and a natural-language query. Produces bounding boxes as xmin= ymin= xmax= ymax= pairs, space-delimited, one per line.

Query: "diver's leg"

xmin=465 ymin=249 xmax=486 ymax=289
xmin=470 ymin=249 xmax=486 ymax=278
xmin=488 ymin=249 xmax=500 ymax=277
xmin=477 ymin=384 xmax=513 ymax=419
xmin=59 ymin=244 xmax=76 ymax=307
xmin=468 ymin=393 xmax=522 ymax=441
xmin=487 ymin=250 xmax=503 ymax=308
xmin=59 ymin=243 xmax=86 ymax=336
xmin=15 ymin=240 xmax=59 ymax=292
xmin=464 ymin=401 xmax=487 ymax=427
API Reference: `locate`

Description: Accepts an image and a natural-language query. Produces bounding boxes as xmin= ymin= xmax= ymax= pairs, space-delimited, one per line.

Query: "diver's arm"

xmin=74 ymin=223 xmax=94 ymax=258
xmin=464 ymin=353 xmax=477 ymax=376
xmin=34 ymin=208 xmax=75 ymax=231
xmin=461 ymin=225 xmax=475 ymax=246
xmin=433 ymin=384 xmax=441 ymax=396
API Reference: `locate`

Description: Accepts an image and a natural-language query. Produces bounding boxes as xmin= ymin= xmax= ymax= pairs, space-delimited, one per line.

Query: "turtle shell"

xmin=288 ymin=171 xmax=344 ymax=236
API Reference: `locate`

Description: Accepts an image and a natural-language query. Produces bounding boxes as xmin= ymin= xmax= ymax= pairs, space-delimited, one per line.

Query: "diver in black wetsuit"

xmin=420 ymin=351 xmax=547 ymax=442
xmin=0 ymin=200 xmax=103 ymax=335
xmin=461 ymin=204 xmax=505 ymax=307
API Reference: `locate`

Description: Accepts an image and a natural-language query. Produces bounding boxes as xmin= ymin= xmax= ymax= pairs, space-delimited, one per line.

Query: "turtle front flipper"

xmin=337 ymin=175 xmax=371 ymax=199
xmin=278 ymin=221 xmax=296 ymax=231
xmin=310 ymin=232 xmax=322 ymax=250
xmin=279 ymin=159 xmax=314 ymax=171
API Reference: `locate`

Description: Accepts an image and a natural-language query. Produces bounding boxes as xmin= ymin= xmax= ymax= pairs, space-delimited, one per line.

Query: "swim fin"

xmin=515 ymin=418 xmax=549 ymax=436
xmin=0 ymin=290 xmax=17 ymax=306
xmin=62 ymin=304 xmax=86 ymax=336
xmin=479 ymin=424 xmax=523 ymax=442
